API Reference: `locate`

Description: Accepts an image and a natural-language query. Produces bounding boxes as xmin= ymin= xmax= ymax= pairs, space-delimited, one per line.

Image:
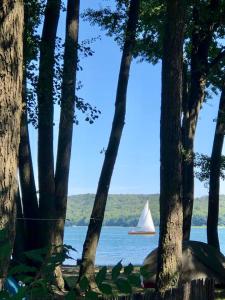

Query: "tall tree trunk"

xmin=182 ymin=1 xmax=218 ymax=240
xmin=54 ymin=0 xmax=80 ymax=253
xmin=37 ymin=0 xmax=61 ymax=248
xmin=13 ymin=189 xmax=26 ymax=264
xmin=78 ymin=0 xmax=140 ymax=286
xmin=53 ymin=0 xmax=80 ymax=290
xmin=0 ymin=0 xmax=23 ymax=290
xmin=19 ymin=76 xmax=39 ymax=251
xmin=156 ymin=0 xmax=185 ymax=295
xmin=207 ymin=87 xmax=225 ymax=250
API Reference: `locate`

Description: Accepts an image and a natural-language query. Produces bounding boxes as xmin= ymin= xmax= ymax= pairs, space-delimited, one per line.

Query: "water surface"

xmin=64 ymin=226 xmax=225 ymax=265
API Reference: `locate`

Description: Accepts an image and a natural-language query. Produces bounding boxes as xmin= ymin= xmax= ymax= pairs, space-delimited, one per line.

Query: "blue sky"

xmin=29 ymin=1 xmax=225 ymax=197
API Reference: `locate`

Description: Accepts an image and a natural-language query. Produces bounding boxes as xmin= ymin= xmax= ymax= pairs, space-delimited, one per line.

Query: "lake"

xmin=64 ymin=226 xmax=225 ymax=266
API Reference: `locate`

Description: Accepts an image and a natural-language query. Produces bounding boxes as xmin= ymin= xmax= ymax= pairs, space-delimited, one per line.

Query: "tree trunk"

xmin=37 ymin=0 xmax=61 ymax=248
xmin=207 ymin=88 xmax=225 ymax=250
xmin=182 ymin=1 xmax=218 ymax=240
xmin=78 ymin=0 xmax=140 ymax=286
xmin=0 ymin=0 xmax=23 ymax=290
xmin=156 ymin=0 xmax=185 ymax=295
xmin=19 ymin=77 xmax=40 ymax=251
xmin=13 ymin=189 xmax=26 ymax=264
xmin=54 ymin=0 xmax=80 ymax=253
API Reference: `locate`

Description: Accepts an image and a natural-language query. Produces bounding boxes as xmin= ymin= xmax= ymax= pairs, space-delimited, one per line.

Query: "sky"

xmin=29 ymin=0 xmax=225 ymax=197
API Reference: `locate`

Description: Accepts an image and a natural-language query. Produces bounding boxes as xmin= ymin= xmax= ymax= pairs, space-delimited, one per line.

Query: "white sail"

xmin=137 ymin=201 xmax=155 ymax=232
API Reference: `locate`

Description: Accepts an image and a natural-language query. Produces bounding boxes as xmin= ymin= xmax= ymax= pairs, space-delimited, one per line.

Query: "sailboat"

xmin=128 ymin=201 xmax=156 ymax=235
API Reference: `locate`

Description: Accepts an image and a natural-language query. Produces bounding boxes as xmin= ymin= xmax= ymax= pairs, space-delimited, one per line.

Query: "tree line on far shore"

xmin=66 ymin=194 xmax=225 ymax=227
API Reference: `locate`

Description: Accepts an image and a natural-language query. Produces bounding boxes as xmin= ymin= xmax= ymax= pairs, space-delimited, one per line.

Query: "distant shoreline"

xmin=66 ymin=194 xmax=225 ymax=228
xmin=65 ymin=224 xmax=225 ymax=229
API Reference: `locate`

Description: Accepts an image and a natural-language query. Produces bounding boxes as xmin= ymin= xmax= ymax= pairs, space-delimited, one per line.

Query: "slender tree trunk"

xmin=156 ymin=0 xmax=185 ymax=295
xmin=53 ymin=0 xmax=80 ymax=290
xmin=0 ymin=0 xmax=23 ymax=290
xmin=182 ymin=1 xmax=218 ymax=240
xmin=207 ymin=88 xmax=225 ymax=250
xmin=19 ymin=76 xmax=40 ymax=251
xmin=54 ymin=0 xmax=80 ymax=252
xmin=78 ymin=0 xmax=140 ymax=286
xmin=13 ymin=189 xmax=26 ymax=264
xmin=37 ymin=0 xmax=61 ymax=248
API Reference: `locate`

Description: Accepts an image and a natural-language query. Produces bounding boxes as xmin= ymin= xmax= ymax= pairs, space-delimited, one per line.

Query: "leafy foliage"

xmin=194 ymin=152 xmax=225 ymax=185
xmin=1 ymin=241 xmax=76 ymax=299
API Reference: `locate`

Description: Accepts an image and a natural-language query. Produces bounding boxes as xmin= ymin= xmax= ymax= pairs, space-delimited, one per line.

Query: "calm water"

xmin=64 ymin=226 xmax=225 ymax=266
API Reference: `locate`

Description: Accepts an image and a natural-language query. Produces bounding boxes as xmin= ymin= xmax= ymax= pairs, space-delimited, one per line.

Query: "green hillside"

xmin=66 ymin=194 xmax=225 ymax=227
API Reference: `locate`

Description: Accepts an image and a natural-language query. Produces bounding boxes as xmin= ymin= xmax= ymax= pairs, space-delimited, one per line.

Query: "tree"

xmin=78 ymin=0 xmax=140 ymax=287
xmin=207 ymin=86 xmax=225 ymax=250
xmin=37 ymin=0 xmax=61 ymax=248
xmin=156 ymin=0 xmax=185 ymax=294
xmin=54 ymin=0 xmax=80 ymax=255
xmin=17 ymin=0 xmax=44 ymax=254
xmin=182 ymin=0 xmax=222 ymax=240
xmin=0 ymin=0 xmax=24 ymax=290
xmin=52 ymin=0 xmax=80 ymax=290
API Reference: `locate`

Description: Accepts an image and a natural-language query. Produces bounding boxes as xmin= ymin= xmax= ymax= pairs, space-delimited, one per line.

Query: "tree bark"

xmin=19 ymin=76 xmax=40 ymax=251
xmin=182 ymin=1 xmax=219 ymax=240
xmin=37 ymin=0 xmax=61 ymax=248
xmin=207 ymin=87 xmax=225 ymax=250
xmin=0 ymin=0 xmax=23 ymax=289
xmin=156 ymin=0 xmax=185 ymax=294
xmin=54 ymin=0 xmax=80 ymax=253
xmin=78 ymin=0 xmax=140 ymax=286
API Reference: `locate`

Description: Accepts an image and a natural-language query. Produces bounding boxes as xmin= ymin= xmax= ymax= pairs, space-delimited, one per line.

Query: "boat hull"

xmin=128 ymin=231 xmax=156 ymax=235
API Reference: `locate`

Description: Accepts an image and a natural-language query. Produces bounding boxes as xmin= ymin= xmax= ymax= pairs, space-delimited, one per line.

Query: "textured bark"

xmin=37 ymin=0 xmax=61 ymax=248
xmin=182 ymin=1 xmax=219 ymax=240
xmin=78 ymin=0 xmax=140 ymax=286
xmin=19 ymin=77 xmax=39 ymax=251
xmin=54 ymin=0 xmax=80 ymax=252
xmin=207 ymin=88 xmax=225 ymax=250
xmin=156 ymin=0 xmax=185 ymax=294
xmin=0 ymin=0 xmax=23 ymax=289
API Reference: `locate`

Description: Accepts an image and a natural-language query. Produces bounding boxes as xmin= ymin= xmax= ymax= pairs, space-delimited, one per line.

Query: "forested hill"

xmin=66 ymin=194 xmax=225 ymax=227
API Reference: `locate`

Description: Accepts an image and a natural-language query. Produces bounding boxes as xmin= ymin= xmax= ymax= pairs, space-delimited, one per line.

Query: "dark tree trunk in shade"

xmin=78 ymin=0 xmax=140 ymax=286
xmin=54 ymin=0 xmax=80 ymax=252
xmin=13 ymin=189 xmax=26 ymax=264
xmin=156 ymin=0 xmax=185 ymax=294
xmin=182 ymin=1 xmax=219 ymax=241
xmin=19 ymin=77 xmax=40 ymax=252
xmin=207 ymin=88 xmax=225 ymax=250
xmin=37 ymin=0 xmax=61 ymax=248
xmin=0 ymin=0 xmax=23 ymax=290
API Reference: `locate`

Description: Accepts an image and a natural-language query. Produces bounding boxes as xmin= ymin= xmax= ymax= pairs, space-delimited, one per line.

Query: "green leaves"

xmin=9 ymin=264 xmax=37 ymax=276
xmin=96 ymin=266 xmax=107 ymax=285
xmin=79 ymin=276 xmax=90 ymax=292
xmin=24 ymin=247 xmax=47 ymax=263
xmin=115 ymin=278 xmax=132 ymax=294
xmin=140 ymin=265 xmax=151 ymax=278
xmin=112 ymin=260 xmax=123 ymax=281
xmin=124 ymin=263 xmax=134 ymax=276
xmin=0 ymin=243 xmax=11 ymax=260
xmin=128 ymin=274 xmax=141 ymax=287
xmin=65 ymin=290 xmax=77 ymax=300
xmin=85 ymin=290 xmax=99 ymax=300
xmin=98 ymin=283 xmax=113 ymax=295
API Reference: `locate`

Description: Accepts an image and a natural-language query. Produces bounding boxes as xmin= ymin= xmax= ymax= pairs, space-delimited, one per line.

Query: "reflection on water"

xmin=64 ymin=226 xmax=225 ymax=265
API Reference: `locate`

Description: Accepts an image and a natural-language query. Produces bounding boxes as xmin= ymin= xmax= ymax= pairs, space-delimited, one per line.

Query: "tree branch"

xmin=208 ymin=48 xmax=225 ymax=72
